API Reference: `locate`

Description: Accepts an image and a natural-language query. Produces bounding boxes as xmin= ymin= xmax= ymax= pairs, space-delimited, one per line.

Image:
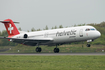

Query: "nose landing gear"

xmin=87 ymin=43 xmax=91 ymax=47
xmin=86 ymin=39 xmax=92 ymax=47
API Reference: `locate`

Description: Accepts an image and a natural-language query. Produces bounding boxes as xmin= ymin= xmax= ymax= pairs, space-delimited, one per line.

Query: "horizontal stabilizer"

xmin=0 ymin=21 xmax=19 ymax=23
xmin=0 ymin=21 xmax=10 ymax=23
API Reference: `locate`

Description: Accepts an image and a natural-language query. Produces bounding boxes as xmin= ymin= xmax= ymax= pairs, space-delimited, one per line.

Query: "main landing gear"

xmin=36 ymin=47 xmax=42 ymax=52
xmin=35 ymin=44 xmax=42 ymax=52
xmin=35 ymin=44 xmax=59 ymax=53
xmin=54 ymin=45 xmax=59 ymax=53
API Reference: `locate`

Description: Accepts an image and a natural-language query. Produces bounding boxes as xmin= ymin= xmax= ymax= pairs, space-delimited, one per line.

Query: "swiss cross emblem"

xmin=8 ymin=24 xmax=13 ymax=34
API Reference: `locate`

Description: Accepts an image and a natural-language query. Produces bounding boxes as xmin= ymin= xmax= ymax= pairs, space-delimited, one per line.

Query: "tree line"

xmin=0 ymin=22 xmax=105 ymax=46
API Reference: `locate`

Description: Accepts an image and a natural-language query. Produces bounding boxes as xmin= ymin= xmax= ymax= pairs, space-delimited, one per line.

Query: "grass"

xmin=0 ymin=44 xmax=105 ymax=53
xmin=0 ymin=55 xmax=105 ymax=70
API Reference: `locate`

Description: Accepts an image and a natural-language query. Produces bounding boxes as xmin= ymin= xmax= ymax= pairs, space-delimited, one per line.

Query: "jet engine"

xmin=24 ymin=34 xmax=28 ymax=38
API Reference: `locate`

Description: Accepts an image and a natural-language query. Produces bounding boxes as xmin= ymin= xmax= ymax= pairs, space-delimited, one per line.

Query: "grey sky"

xmin=0 ymin=0 xmax=105 ymax=31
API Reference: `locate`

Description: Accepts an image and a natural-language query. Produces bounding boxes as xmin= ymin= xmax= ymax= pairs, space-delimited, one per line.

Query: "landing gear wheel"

xmin=54 ymin=48 xmax=59 ymax=53
xmin=36 ymin=47 xmax=42 ymax=52
xmin=87 ymin=44 xmax=91 ymax=47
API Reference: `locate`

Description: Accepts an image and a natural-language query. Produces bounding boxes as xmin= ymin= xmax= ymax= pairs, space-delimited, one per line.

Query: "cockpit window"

xmin=90 ymin=28 xmax=95 ymax=30
xmin=85 ymin=28 xmax=95 ymax=31
xmin=85 ymin=28 xmax=90 ymax=31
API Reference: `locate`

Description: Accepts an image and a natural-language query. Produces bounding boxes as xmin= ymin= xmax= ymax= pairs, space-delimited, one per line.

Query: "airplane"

xmin=0 ymin=19 xmax=101 ymax=53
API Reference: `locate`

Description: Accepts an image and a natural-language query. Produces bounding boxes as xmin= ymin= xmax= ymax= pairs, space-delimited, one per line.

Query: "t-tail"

xmin=0 ymin=19 xmax=20 ymax=37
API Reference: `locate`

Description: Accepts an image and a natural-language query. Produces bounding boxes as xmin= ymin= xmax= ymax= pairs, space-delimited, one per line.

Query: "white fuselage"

xmin=12 ymin=26 xmax=101 ymax=46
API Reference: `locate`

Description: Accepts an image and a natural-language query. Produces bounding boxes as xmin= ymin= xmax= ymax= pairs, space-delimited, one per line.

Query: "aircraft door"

xmin=44 ymin=33 xmax=48 ymax=38
xmin=79 ymin=29 xmax=83 ymax=37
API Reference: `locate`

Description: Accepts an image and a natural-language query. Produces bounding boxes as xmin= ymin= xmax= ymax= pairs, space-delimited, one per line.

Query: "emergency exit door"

xmin=79 ymin=29 xmax=83 ymax=37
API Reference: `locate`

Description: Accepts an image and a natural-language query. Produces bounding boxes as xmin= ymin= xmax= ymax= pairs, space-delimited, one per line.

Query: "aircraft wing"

xmin=0 ymin=37 xmax=53 ymax=42
xmin=0 ymin=37 xmax=53 ymax=46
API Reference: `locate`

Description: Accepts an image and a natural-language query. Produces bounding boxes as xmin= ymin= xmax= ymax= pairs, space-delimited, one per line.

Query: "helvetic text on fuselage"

xmin=56 ymin=30 xmax=76 ymax=37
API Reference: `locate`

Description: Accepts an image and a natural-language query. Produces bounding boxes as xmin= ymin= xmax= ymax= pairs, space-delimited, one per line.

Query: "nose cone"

xmin=96 ymin=31 xmax=101 ymax=38
xmin=88 ymin=30 xmax=101 ymax=39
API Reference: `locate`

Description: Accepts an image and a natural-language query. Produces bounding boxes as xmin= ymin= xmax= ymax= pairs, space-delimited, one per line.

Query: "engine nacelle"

xmin=24 ymin=34 xmax=28 ymax=38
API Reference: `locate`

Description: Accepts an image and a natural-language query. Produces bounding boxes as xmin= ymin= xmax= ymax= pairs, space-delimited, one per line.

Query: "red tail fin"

xmin=1 ymin=19 xmax=20 ymax=37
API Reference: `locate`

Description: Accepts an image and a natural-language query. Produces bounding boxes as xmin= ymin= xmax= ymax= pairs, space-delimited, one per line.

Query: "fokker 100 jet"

xmin=0 ymin=19 xmax=101 ymax=53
